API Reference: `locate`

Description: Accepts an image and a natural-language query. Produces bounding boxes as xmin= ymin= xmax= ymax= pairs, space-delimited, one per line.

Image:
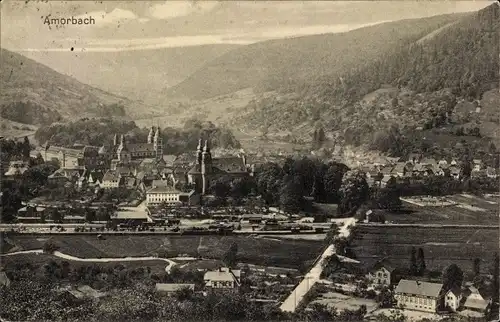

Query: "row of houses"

xmin=359 ymin=159 xmax=497 ymax=187
xmin=366 ymin=260 xmax=491 ymax=316
xmin=155 ymin=267 xmax=241 ymax=295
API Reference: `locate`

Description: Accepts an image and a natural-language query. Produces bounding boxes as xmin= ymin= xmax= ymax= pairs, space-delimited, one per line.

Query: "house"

xmin=204 ymin=267 xmax=241 ymax=289
xmin=17 ymin=206 xmax=46 ymax=222
xmin=420 ymin=158 xmax=438 ymax=168
xmin=434 ymin=166 xmax=445 ymax=176
xmin=438 ymin=159 xmax=448 ymax=168
xmin=155 ymin=283 xmax=195 ymax=294
xmin=462 ymin=286 xmax=490 ymax=315
xmin=407 ymin=153 xmax=423 ymax=164
xmin=449 ymin=166 xmax=461 ymax=180
xmin=365 ymin=259 xmax=396 ymax=286
xmin=412 ymin=163 xmax=425 ymax=176
xmin=486 ymin=167 xmax=498 ymax=179
xmin=472 ymin=159 xmax=482 ymax=171
xmin=391 ymin=163 xmax=406 ymax=178
xmin=444 ymin=287 xmax=462 ymax=312
xmin=380 ymin=175 xmax=395 ymax=188
xmin=146 ymin=185 xmax=199 ymax=206
xmin=4 ymin=160 xmax=29 ymax=177
xmin=394 ymin=280 xmax=443 ymax=313
xmin=101 ymin=170 xmax=124 ymax=189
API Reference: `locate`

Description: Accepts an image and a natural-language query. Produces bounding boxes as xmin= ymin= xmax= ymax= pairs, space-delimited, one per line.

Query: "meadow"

xmin=350 ymin=224 xmax=499 ymax=274
xmin=3 ymin=234 xmax=323 ymax=269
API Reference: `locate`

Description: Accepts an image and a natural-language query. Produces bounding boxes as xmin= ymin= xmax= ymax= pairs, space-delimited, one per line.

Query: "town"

xmin=1 ymin=122 xmax=498 ymax=321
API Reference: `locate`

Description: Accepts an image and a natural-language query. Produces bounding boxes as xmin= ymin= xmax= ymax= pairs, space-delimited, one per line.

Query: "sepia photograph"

xmin=0 ymin=0 xmax=499 ymax=321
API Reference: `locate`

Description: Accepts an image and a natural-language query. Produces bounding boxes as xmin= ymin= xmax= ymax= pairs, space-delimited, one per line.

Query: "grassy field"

xmin=385 ymin=194 xmax=498 ymax=225
xmin=4 ymin=234 xmax=323 ymax=269
xmin=1 ymin=253 xmax=170 ymax=274
xmin=311 ymin=290 xmax=378 ymax=312
xmin=351 ymin=225 xmax=498 ymax=274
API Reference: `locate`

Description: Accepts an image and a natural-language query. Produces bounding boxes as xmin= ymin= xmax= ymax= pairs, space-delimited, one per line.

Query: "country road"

xmin=279 ymin=217 xmax=356 ymax=312
xmin=1 ymin=250 xmax=177 ymax=273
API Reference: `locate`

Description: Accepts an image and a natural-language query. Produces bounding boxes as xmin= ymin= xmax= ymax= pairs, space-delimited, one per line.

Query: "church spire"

xmin=203 ymin=140 xmax=210 ymax=153
xmin=148 ymin=126 xmax=155 ymax=144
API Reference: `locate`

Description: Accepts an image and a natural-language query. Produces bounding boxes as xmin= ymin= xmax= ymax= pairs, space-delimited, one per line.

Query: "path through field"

xmin=280 ymin=217 xmax=356 ymax=313
xmin=0 ymin=249 xmax=178 ymax=273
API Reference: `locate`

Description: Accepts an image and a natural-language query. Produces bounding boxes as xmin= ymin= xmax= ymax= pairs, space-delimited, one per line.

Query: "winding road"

xmin=279 ymin=217 xmax=356 ymax=313
xmin=1 ymin=250 xmax=177 ymax=273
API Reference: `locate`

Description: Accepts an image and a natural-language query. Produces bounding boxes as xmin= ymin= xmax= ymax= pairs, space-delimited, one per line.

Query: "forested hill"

xmin=0 ymin=48 xmax=139 ymax=125
xmin=165 ymin=13 xmax=467 ymax=100
xmin=237 ymin=4 xmax=499 ymax=156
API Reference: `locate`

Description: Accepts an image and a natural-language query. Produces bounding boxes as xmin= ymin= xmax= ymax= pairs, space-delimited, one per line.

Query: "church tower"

xmin=117 ymin=135 xmax=130 ymax=164
xmin=113 ymin=134 xmax=118 ymax=146
xmin=201 ymin=140 xmax=212 ymax=195
xmin=153 ymin=126 xmax=163 ymax=161
xmin=196 ymin=138 xmax=203 ymax=165
xmin=147 ymin=126 xmax=155 ymax=144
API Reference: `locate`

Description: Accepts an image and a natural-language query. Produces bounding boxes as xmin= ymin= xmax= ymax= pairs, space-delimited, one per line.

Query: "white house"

xmin=462 ymin=286 xmax=490 ymax=315
xmin=146 ymin=185 xmax=198 ymax=206
xmin=394 ymin=280 xmax=443 ymax=313
xmin=204 ymin=267 xmax=241 ymax=289
xmin=366 ymin=260 xmax=395 ymax=286
xmin=444 ymin=287 xmax=462 ymax=312
xmin=101 ymin=170 xmax=123 ymax=188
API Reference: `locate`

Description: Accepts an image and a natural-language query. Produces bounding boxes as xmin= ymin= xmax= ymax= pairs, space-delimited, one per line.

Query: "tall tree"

xmin=442 ymin=264 xmax=464 ymax=291
xmin=339 ymin=170 xmax=369 ymax=216
xmin=409 ymin=247 xmax=418 ymax=276
xmin=223 ymin=242 xmax=238 ymax=268
xmin=417 ymin=248 xmax=426 ymax=276
xmin=473 ymin=258 xmax=481 ymax=277
xmin=279 ymin=175 xmax=304 ymax=214
xmin=492 ymin=253 xmax=499 ymax=303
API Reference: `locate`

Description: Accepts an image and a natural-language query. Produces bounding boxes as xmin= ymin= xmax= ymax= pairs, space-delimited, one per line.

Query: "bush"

xmin=42 ymin=240 xmax=59 ymax=254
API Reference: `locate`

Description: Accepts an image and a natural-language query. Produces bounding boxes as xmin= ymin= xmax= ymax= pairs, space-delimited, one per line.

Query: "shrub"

xmin=43 ymin=240 xmax=59 ymax=253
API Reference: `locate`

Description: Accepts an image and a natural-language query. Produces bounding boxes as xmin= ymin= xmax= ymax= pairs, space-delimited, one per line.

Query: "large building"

xmin=146 ymin=180 xmax=198 ymax=206
xmin=110 ymin=127 xmax=163 ymax=170
xmin=204 ymin=267 xmax=241 ymax=289
xmin=187 ymin=140 xmax=249 ymax=195
xmin=394 ymin=279 xmax=443 ymax=313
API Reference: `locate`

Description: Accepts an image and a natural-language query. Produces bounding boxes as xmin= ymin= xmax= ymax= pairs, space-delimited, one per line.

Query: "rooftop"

xmin=395 ymin=279 xmax=443 ymax=298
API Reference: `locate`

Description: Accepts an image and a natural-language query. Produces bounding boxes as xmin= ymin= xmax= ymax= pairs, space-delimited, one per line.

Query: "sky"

xmin=0 ymin=1 xmax=493 ymax=52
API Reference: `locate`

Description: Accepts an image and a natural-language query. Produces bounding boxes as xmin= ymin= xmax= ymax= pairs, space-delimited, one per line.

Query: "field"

xmin=350 ymin=224 xmax=499 ymax=274
xmin=385 ymin=194 xmax=499 ymax=225
xmin=3 ymin=234 xmax=323 ymax=269
xmin=311 ymin=290 xmax=378 ymax=312
xmin=1 ymin=253 xmax=170 ymax=274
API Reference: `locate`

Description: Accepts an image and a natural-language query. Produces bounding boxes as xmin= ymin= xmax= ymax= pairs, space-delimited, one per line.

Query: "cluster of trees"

xmin=254 ymin=158 xmax=352 ymax=214
xmin=34 ymin=118 xmax=138 ymax=148
xmin=89 ymin=103 xmax=126 ymax=118
xmin=311 ymin=127 xmax=326 ymax=149
xmin=1 ymin=101 xmax=62 ymax=125
xmin=1 ymin=138 xmax=61 ymax=222
xmin=34 ymin=118 xmax=241 ymax=153
xmin=1 ymin=136 xmax=32 ymax=164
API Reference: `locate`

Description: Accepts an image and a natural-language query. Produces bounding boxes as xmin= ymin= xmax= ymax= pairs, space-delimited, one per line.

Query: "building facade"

xmin=394 ymin=280 xmax=443 ymax=313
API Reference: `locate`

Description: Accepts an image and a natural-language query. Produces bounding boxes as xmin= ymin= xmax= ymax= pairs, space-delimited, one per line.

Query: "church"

xmin=110 ymin=126 xmax=163 ymax=170
xmin=187 ymin=139 xmax=249 ymax=195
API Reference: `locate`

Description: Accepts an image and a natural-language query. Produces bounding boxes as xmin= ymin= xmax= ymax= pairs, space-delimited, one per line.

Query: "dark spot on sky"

xmin=70 ymin=47 xmax=74 ymax=51
xmin=20 ymin=62 xmax=23 ymax=65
